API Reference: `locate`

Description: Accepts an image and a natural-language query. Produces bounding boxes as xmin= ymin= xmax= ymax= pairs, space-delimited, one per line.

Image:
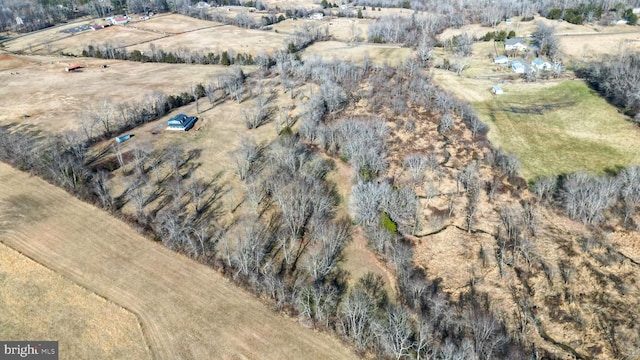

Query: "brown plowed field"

xmin=0 ymin=162 xmax=356 ymax=360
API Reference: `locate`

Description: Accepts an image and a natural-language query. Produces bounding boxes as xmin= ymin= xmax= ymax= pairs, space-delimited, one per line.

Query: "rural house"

xmin=108 ymin=16 xmax=129 ymax=25
xmin=531 ymin=58 xmax=552 ymax=71
xmin=167 ymin=114 xmax=197 ymax=131
xmin=505 ymin=38 xmax=527 ymax=52
xmin=511 ymin=59 xmax=530 ymax=74
xmin=493 ymin=55 xmax=509 ymax=65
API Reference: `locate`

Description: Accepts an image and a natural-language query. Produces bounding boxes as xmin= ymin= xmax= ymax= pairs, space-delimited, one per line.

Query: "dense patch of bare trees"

xmin=355 ymin=0 xmax=638 ymax=28
xmin=583 ymin=52 xmax=640 ymax=120
xmin=0 ymin=0 xmax=79 ymax=32
xmin=533 ymin=166 xmax=640 ymax=227
xmin=285 ymin=23 xmax=331 ymax=53
xmin=533 ymin=22 xmax=560 ymax=61
xmin=367 ymin=13 xmax=447 ymax=45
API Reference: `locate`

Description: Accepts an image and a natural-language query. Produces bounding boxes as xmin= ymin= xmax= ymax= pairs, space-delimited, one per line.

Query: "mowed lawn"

xmin=474 ymin=80 xmax=640 ymax=180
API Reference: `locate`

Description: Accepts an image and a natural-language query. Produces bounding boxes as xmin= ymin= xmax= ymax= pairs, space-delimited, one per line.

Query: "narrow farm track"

xmin=0 ymin=163 xmax=356 ymax=360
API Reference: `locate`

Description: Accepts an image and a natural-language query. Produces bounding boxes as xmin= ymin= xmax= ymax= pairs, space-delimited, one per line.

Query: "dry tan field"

xmin=270 ymin=18 xmax=325 ymax=35
xmin=127 ymin=25 xmax=288 ymax=56
xmin=0 ymin=161 xmax=356 ymax=360
xmin=107 ymin=93 xmax=278 ymax=184
xmin=6 ymin=26 xmax=164 ymax=55
xmin=2 ymin=19 xmax=95 ymax=54
xmin=47 ymin=26 xmax=163 ymax=54
xmin=325 ymin=18 xmax=370 ymax=42
xmin=302 ymin=40 xmax=410 ymax=66
xmin=559 ymin=31 xmax=640 ymax=59
xmin=4 ymin=14 xmax=284 ymax=57
xmin=130 ymin=13 xmax=222 ymax=34
xmin=438 ymin=15 xmax=640 ymax=63
xmin=439 ymin=15 xmax=640 ymax=41
xmin=0 ymin=242 xmax=151 ymax=359
xmin=271 ymin=17 xmax=371 ymax=41
xmin=0 ymin=54 xmax=230 ymax=134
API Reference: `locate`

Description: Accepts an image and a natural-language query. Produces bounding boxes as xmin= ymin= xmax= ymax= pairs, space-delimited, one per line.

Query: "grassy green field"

xmin=474 ymin=80 xmax=640 ymax=180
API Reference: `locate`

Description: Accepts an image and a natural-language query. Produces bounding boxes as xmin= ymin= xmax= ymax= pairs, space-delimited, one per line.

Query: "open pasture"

xmin=0 ymin=54 xmax=230 ymax=134
xmin=130 ymin=13 xmax=222 ymax=34
xmin=302 ymin=40 xmax=410 ymax=66
xmin=559 ymin=31 xmax=640 ymax=59
xmin=324 ymin=17 xmax=371 ymax=42
xmin=127 ymin=25 xmax=288 ymax=56
xmin=473 ymin=80 xmax=640 ymax=180
xmin=0 ymin=161 xmax=356 ymax=360
xmin=3 ymin=13 xmax=284 ymax=57
xmin=51 ymin=25 xmax=164 ymax=54
xmin=271 ymin=17 xmax=370 ymax=42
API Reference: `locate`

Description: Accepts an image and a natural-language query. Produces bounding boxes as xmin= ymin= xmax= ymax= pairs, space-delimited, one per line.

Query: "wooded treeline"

xmin=353 ymin=0 xmax=639 ymax=27
xmin=582 ymin=52 xmax=640 ymax=121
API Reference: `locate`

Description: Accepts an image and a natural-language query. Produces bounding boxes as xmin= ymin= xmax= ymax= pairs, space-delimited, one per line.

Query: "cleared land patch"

xmin=130 ymin=14 xmax=222 ymax=34
xmin=302 ymin=40 xmax=410 ymax=66
xmin=473 ymin=80 xmax=640 ymax=180
xmin=0 ymin=54 xmax=229 ymax=134
xmin=4 ymin=14 xmax=279 ymax=57
xmin=0 ymin=242 xmax=151 ymax=359
xmin=271 ymin=17 xmax=370 ymax=42
xmin=559 ymin=31 xmax=640 ymax=59
xmin=0 ymin=162 xmax=356 ymax=360
xmin=47 ymin=25 xmax=163 ymax=55
xmin=127 ymin=25 xmax=288 ymax=56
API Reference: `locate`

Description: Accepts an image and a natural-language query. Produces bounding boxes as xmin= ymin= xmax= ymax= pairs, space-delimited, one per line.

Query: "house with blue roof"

xmin=511 ymin=60 xmax=528 ymax=74
xmin=167 ymin=114 xmax=197 ymax=131
xmin=494 ymin=55 xmax=509 ymax=65
xmin=531 ymin=58 xmax=552 ymax=71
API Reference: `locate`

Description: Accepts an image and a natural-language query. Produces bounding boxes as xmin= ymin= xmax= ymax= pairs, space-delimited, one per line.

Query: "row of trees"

xmin=285 ymin=23 xmax=331 ymax=53
xmin=81 ymin=43 xmax=259 ymax=66
xmin=353 ymin=0 xmax=638 ymax=28
xmin=543 ymin=3 xmax=638 ymax=25
xmin=80 ymin=88 xmax=200 ymax=142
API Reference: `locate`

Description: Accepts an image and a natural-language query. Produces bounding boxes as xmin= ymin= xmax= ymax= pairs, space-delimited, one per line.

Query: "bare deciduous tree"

xmin=403 ymin=154 xmax=428 ymax=185
xmin=378 ymin=305 xmax=413 ymax=360
xmin=340 ymin=288 xmax=377 ymax=351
